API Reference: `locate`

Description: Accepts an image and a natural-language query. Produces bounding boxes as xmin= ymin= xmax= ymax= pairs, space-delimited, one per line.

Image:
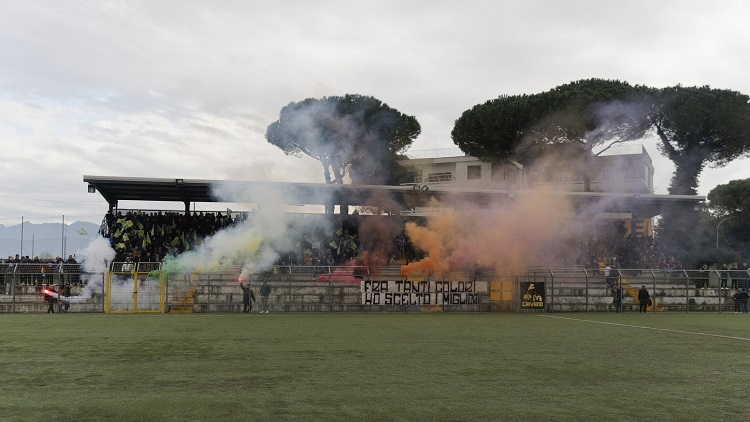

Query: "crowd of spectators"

xmin=102 ymin=210 xmax=419 ymax=268
xmin=1 ymin=254 xmax=80 ymax=287
xmin=103 ymin=210 xmax=691 ymax=274
xmin=574 ymin=227 xmax=684 ymax=274
xmin=2 ymin=211 xmax=729 ymax=277
xmin=104 ymin=210 xmax=242 ymax=263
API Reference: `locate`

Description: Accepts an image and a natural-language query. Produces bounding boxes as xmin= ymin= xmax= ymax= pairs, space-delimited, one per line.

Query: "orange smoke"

xmin=401 ymin=191 xmax=574 ymax=278
xmin=357 ymin=191 xmax=403 ymax=268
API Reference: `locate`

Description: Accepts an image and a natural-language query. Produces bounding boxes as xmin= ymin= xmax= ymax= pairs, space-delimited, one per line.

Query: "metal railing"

xmin=2 ymin=263 xmax=748 ymax=314
xmin=0 ymin=263 xmax=105 ymax=313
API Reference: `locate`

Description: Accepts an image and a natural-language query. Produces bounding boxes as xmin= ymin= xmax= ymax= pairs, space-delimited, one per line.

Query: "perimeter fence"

xmin=1 ymin=262 xmax=749 ymax=313
xmin=0 ymin=262 xmax=105 ymax=313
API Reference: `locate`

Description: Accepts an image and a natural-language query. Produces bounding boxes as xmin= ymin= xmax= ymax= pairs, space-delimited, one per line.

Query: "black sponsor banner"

xmin=361 ymin=281 xmax=486 ymax=305
xmin=520 ymin=282 xmax=545 ymax=309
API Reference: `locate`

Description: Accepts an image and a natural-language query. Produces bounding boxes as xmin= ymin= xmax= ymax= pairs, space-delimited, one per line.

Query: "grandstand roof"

xmin=83 ymin=175 xmax=704 ymax=218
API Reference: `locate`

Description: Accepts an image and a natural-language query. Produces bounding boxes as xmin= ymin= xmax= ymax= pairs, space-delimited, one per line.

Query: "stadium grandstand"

xmin=82 ymin=174 xmax=704 ymax=265
xmin=3 ymin=170 xmax=725 ymax=315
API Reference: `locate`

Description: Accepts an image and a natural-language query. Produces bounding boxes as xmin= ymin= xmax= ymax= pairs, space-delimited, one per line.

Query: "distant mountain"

xmin=0 ymin=221 xmax=101 ymax=259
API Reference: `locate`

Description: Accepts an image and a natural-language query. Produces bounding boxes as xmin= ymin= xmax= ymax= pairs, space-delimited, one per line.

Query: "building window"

xmin=491 ymin=163 xmax=509 ymax=181
xmin=467 ymin=165 xmax=481 ymax=180
xmin=427 ymin=172 xmax=453 ymax=183
xmin=494 ymin=164 xmax=519 ymax=183
xmin=491 ymin=164 xmax=502 ymax=181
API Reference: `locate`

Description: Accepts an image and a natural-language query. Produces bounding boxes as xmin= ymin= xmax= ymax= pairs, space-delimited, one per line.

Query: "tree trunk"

xmin=321 ymin=160 xmax=332 ymax=184
xmin=654 ymin=122 xmax=706 ymax=196
xmin=319 ymin=159 xmax=334 ymax=214
xmin=668 ymin=153 xmax=705 ymax=196
xmin=330 ymin=161 xmax=349 ymax=215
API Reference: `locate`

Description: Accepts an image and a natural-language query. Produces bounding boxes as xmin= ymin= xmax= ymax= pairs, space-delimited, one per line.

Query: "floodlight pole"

xmin=716 ymin=216 xmax=735 ymax=248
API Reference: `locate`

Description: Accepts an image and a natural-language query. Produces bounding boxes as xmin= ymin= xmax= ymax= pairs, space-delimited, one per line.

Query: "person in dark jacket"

xmin=733 ymin=289 xmax=742 ymax=313
xmin=637 ymin=285 xmax=650 ymax=313
xmin=719 ymin=263 xmax=729 ymax=290
xmin=260 ymin=281 xmax=272 ymax=313
xmin=611 ymin=286 xmax=623 ymax=313
xmin=61 ymin=282 xmax=71 ymax=312
xmin=738 ymin=289 xmax=750 ymax=314
xmin=697 ymin=263 xmax=710 ymax=288
xmin=239 ymin=280 xmax=255 ymax=313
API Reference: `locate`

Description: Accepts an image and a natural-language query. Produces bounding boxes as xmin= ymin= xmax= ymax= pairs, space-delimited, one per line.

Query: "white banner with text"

xmin=361 ymin=280 xmax=488 ymax=305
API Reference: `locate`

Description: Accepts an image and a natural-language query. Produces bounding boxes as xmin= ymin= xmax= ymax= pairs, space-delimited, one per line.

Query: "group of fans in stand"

xmin=1 ymin=254 xmax=80 ymax=286
xmin=102 ymin=209 xmax=703 ymax=273
xmin=101 ymin=210 xmax=417 ymax=267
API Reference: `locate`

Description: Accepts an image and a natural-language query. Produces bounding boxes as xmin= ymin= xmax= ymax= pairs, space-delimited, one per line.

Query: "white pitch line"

xmin=539 ymin=315 xmax=750 ymax=342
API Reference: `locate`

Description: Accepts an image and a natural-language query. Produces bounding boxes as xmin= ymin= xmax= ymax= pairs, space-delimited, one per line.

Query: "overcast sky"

xmin=1 ymin=0 xmax=749 ymax=226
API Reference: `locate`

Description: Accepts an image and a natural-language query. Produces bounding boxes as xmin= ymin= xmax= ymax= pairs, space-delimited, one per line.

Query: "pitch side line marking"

xmin=539 ymin=315 xmax=750 ymax=342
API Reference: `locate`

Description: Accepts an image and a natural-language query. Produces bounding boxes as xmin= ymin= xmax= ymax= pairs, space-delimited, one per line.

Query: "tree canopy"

xmin=653 ymin=86 xmax=750 ymax=195
xmin=266 ymin=94 xmax=421 ymax=185
xmin=707 ymin=178 xmax=750 ymax=217
xmin=452 ymin=79 xmax=654 ymax=165
xmin=453 ymin=80 xmax=750 ymax=197
xmin=707 ymin=179 xmax=750 ymax=254
xmin=451 ymin=79 xmax=654 ymax=191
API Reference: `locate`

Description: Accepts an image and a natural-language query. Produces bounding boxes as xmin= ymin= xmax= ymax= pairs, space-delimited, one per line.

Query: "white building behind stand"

xmin=398 ymin=145 xmax=656 ymax=236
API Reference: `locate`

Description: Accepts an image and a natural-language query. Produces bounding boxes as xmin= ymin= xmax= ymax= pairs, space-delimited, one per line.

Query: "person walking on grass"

xmin=239 ymin=280 xmax=256 ymax=313
xmin=638 ymin=285 xmax=650 ymax=313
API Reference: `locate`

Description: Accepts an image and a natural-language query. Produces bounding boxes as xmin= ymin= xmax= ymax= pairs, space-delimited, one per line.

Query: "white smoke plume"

xmin=160 ymin=182 xmax=334 ymax=283
xmin=66 ymin=236 xmax=116 ymax=304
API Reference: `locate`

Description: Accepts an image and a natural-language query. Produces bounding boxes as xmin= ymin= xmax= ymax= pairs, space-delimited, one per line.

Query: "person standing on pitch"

xmin=637 ymin=285 xmax=651 ymax=313
xmin=733 ymin=289 xmax=742 ymax=313
xmin=260 ymin=280 xmax=272 ymax=313
xmin=45 ymin=285 xmax=58 ymax=313
xmin=611 ymin=285 xmax=623 ymax=313
xmin=239 ymin=280 xmax=255 ymax=313
xmin=738 ymin=289 xmax=750 ymax=314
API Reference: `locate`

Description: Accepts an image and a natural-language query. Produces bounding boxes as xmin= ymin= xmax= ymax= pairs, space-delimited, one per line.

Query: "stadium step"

xmin=169 ymin=286 xmax=196 ymax=313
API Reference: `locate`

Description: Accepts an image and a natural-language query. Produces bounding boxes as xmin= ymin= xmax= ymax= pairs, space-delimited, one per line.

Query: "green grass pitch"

xmin=2 ymin=312 xmax=749 ymax=421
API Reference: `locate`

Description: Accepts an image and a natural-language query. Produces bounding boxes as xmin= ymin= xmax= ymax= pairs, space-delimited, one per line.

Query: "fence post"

xmin=101 ymin=273 xmax=106 ymax=314
xmin=583 ymin=268 xmax=589 ymax=313
xmin=714 ymin=270 xmax=722 ymax=313
xmin=683 ymin=269 xmax=690 ymax=313
xmin=12 ymin=268 xmax=17 ymax=313
xmin=286 ymin=268 xmax=291 ymax=312
xmin=440 ymin=274 xmax=446 ymax=313
xmin=328 ymin=277 xmax=333 ymax=312
xmin=650 ymin=269 xmax=656 ymax=314
xmin=165 ymin=273 xmax=170 ymax=313
xmin=548 ymin=269 xmax=554 ymax=313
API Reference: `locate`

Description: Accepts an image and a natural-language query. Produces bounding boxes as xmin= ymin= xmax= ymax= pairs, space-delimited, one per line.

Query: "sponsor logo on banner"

xmin=520 ymin=282 xmax=545 ymax=309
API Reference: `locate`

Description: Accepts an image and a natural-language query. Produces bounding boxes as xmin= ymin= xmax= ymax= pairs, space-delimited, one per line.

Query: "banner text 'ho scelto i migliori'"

xmin=361 ymin=280 xmax=487 ymax=305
